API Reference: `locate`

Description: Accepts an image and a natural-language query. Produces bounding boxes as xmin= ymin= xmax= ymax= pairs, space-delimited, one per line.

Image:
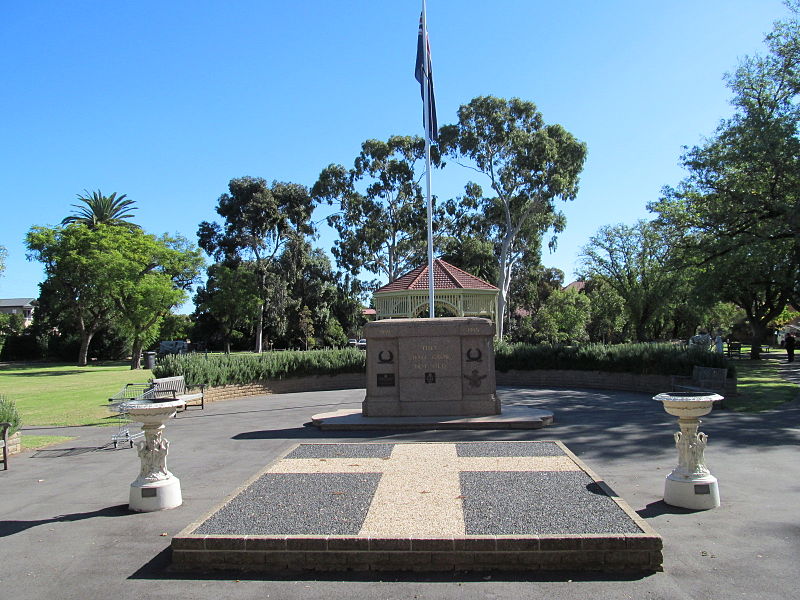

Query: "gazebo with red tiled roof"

xmin=372 ymin=258 xmax=499 ymax=335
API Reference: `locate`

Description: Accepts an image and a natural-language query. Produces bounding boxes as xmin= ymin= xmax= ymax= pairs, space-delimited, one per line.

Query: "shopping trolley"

xmin=108 ymin=383 xmax=150 ymax=448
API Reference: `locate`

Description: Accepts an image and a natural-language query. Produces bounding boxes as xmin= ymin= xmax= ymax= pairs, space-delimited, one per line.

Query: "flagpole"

xmin=422 ymin=0 xmax=434 ymax=319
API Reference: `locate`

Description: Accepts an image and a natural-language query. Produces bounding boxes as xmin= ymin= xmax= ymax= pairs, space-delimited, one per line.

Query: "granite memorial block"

xmin=363 ymin=317 xmax=499 ymax=417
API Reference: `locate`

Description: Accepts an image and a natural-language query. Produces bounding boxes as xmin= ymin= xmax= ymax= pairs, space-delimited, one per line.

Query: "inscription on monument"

xmin=402 ymin=337 xmax=459 ymax=376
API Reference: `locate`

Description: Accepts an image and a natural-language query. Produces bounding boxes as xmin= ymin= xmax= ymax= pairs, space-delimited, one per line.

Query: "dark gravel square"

xmin=193 ymin=472 xmax=381 ymax=535
xmin=455 ymin=441 xmax=566 ymax=457
xmin=284 ymin=443 xmax=395 ymax=459
xmin=460 ymin=471 xmax=643 ymax=535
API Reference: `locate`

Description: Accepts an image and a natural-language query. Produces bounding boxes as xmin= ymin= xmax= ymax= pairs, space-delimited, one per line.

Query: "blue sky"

xmin=0 ymin=1 xmax=790 ymax=310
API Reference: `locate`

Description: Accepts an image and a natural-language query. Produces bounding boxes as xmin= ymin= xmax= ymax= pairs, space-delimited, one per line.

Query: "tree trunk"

xmin=130 ymin=336 xmax=143 ymax=370
xmin=749 ymin=321 xmax=767 ymax=359
xmin=255 ymin=302 xmax=264 ymax=353
xmin=77 ymin=330 xmax=94 ymax=367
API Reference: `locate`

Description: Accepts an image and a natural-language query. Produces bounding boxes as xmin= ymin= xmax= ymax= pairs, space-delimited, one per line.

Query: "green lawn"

xmin=0 ymin=362 xmax=152 ymax=427
xmin=21 ymin=435 xmax=76 ymax=450
xmin=726 ymin=359 xmax=799 ymax=411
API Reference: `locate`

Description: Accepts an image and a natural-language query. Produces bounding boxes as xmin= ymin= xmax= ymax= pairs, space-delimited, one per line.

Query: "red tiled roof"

xmin=563 ymin=281 xmax=586 ymax=293
xmin=375 ymin=259 xmax=498 ymax=293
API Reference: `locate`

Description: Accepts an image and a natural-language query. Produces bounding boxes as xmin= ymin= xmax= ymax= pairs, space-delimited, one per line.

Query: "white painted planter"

xmin=654 ymin=391 xmax=722 ymax=510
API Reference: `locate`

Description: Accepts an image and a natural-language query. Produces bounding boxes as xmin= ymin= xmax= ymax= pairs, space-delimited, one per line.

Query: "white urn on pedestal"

xmin=122 ymin=399 xmax=184 ymax=512
xmin=654 ymin=391 xmax=721 ymax=510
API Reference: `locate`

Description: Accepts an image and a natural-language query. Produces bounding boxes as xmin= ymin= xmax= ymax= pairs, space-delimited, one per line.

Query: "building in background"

xmin=0 ymin=298 xmax=36 ymax=328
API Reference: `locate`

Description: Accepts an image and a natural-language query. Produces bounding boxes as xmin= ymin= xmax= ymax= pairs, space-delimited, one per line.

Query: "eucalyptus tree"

xmin=439 ymin=96 xmax=586 ymax=337
xmin=198 ymin=177 xmax=315 ymax=352
xmin=312 ymin=135 xmax=442 ymax=283
xmin=193 ymin=263 xmax=262 ymax=353
xmin=61 ymin=190 xmax=139 ymax=229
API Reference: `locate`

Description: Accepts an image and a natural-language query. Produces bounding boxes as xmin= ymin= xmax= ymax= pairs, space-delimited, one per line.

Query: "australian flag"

xmin=415 ymin=14 xmax=438 ymax=141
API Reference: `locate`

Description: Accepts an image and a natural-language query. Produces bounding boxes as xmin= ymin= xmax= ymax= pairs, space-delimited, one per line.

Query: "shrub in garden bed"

xmin=154 ymin=343 xmax=732 ymax=387
xmin=495 ymin=341 xmax=734 ymax=378
xmin=153 ymin=348 xmax=367 ymax=387
xmin=0 ymin=394 xmax=21 ymax=435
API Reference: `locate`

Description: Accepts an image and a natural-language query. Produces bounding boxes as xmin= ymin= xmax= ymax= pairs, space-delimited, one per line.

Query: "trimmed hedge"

xmin=153 ymin=342 xmax=732 ymax=387
xmin=495 ymin=341 xmax=734 ymax=378
xmin=153 ymin=348 xmax=366 ymax=387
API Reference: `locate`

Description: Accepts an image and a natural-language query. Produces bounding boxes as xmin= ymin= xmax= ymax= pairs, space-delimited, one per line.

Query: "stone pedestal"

xmin=363 ymin=317 xmax=499 ymax=417
xmin=654 ymin=392 xmax=721 ymax=510
xmin=123 ymin=399 xmax=184 ymax=512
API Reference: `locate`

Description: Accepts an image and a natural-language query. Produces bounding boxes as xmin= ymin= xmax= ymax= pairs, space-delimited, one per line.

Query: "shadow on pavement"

xmin=0 ymin=504 xmax=134 ymax=537
xmin=636 ymin=500 xmax=697 ymax=519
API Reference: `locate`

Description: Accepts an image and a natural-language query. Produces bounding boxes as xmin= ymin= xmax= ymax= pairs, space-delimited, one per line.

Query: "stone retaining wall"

xmin=496 ymin=369 xmax=737 ymax=396
xmin=199 ymin=369 xmax=736 ymax=404
xmin=203 ymin=373 xmax=366 ymax=404
xmin=6 ymin=431 xmax=21 ymax=455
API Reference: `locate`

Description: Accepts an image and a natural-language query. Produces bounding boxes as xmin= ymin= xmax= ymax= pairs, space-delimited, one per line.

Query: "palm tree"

xmin=61 ymin=190 xmax=139 ymax=228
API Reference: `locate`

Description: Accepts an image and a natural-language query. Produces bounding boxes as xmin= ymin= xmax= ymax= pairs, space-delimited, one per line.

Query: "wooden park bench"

xmin=145 ymin=375 xmax=205 ymax=410
xmin=726 ymin=342 xmax=742 ymax=358
xmin=672 ymin=366 xmax=729 ymax=409
xmin=1 ymin=422 xmax=10 ymax=470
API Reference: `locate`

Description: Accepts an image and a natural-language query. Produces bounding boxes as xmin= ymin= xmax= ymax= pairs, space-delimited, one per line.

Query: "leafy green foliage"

xmin=0 ymin=395 xmax=21 ymax=435
xmin=111 ymin=233 xmax=203 ymax=368
xmin=61 ymin=190 xmax=139 ymax=229
xmin=157 ymin=313 xmax=193 ymax=344
xmin=153 ymin=349 xmax=366 ymax=387
xmin=579 ymin=220 xmax=687 ymax=341
xmin=26 ymin=224 xmax=202 ymax=367
xmin=530 ymin=287 xmax=591 ymax=344
xmin=312 ymin=136 xmax=441 ymax=282
xmin=0 ymin=312 xmax=25 ymax=336
xmin=198 ymin=177 xmax=315 ymax=352
xmin=154 ymin=342 xmax=733 ymax=388
xmin=495 ymin=340 xmax=733 ymax=377
xmin=649 ymin=9 xmax=800 ymax=355
xmin=439 ymin=96 xmax=587 ymax=337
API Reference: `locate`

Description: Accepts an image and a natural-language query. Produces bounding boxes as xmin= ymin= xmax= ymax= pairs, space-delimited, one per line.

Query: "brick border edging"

xmin=171 ymin=533 xmax=663 ymax=573
xmin=199 ymin=369 xmax=735 ymax=404
xmin=170 ymin=441 xmax=663 ymax=574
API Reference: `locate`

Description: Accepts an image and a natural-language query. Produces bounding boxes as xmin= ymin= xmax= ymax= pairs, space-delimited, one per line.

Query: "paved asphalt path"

xmin=1 ymin=375 xmax=799 ymax=600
